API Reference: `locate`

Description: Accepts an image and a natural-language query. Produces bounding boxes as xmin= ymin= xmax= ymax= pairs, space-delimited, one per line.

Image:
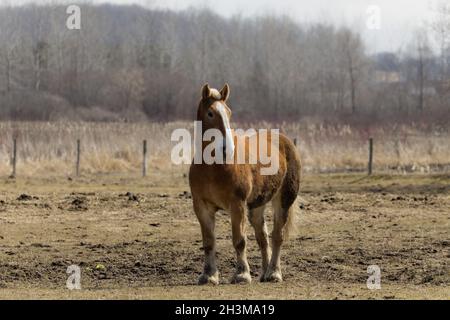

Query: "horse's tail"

xmin=283 ymin=196 xmax=299 ymax=240
xmin=280 ymin=133 xmax=302 ymax=241
xmin=280 ymin=134 xmax=302 ymax=240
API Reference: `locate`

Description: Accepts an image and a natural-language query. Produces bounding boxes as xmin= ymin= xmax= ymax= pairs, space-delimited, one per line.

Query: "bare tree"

xmin=0 ymin=6 xmax=21 ymax=92
xmin=336 ymin=29 xmax=367 ymax=114
xmin=409 ymin=29 xmax=433 ymax=112
xmin=431 ymin=2 xmax=450 ymax=80
xmin=0 ymin=3 xmax=447 ymax=124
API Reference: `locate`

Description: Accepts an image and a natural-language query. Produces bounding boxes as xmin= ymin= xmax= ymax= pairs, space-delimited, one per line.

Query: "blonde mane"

xmin=209 ymin=88 xmax=221 ymax=100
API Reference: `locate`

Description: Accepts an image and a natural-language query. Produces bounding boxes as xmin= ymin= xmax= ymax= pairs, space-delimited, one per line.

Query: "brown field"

xmin=0 ymin=170 xmax=448 ymax=300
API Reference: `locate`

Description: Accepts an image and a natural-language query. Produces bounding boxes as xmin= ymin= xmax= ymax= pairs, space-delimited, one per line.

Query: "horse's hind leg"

xmin=248 ymin=205 xmax=271 ymax=281
xmin=263 ymin=194 xmax=294 ymax=282
xmin=230 ymin=201 xmax=252 ymax=284
xmin=194 ymin=199 xmax=219 ymax=285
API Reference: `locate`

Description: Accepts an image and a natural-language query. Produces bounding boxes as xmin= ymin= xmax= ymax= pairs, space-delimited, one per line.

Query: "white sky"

xmin=4 ymin=0 xmax=444 ymax=53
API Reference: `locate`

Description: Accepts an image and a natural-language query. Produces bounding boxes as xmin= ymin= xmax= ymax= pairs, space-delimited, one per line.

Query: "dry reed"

xmin=0 ymin=121 xmax=449 ymax=177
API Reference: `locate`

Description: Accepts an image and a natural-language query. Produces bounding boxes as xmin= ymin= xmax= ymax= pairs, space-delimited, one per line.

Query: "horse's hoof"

xmin=231 ymin=272 xmax=252 ymax=284
xmin=261 ymin=270 xmax=283 ymax=283
xmin=198 ymin=273 xmax=219 ymax=285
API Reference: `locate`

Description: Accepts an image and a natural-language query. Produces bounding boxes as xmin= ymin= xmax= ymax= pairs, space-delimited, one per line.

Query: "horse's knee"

xmin=272 ymin=234 xmax=283 ymax=247
xmin=203 ymin=244 xmax=214 ymax=255
xmin=271 ymin=221 xmax=286 ymax=241
xmin=231 ymin=203 xmax=248 ymax=236
xmin=251 ymin=221 xmax=269 ymax=249
xmin=248 ymin=213 xmax=257 ymax=227
xmin=249 ymin=211 xmax=262 ymax=227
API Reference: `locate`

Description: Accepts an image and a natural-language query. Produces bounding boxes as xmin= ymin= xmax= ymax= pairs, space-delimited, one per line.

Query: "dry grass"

xmin=0 ymin=121 xmax=449 ymax=177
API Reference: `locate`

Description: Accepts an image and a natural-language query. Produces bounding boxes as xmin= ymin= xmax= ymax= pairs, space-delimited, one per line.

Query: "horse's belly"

xmin=247 ymin=171 xmax=284 ymax=210
xmin=247 ymin=191 xmax=275 ymax=210
xmin=190 ymin=177 xmax=233 ymax=211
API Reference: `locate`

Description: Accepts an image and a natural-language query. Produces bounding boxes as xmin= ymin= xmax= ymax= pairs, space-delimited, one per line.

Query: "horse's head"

xmin=197 ymin=83 xmax=234 ymax=159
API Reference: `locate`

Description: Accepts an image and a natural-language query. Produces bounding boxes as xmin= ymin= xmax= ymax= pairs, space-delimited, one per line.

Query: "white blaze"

xmin=216 ymin=102 xmax=235 ymax=161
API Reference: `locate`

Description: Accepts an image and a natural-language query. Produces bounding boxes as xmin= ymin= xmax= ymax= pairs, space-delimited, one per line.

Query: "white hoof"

xmin=261 ymin=270 xmax=283 ymax=283
xmin=231 ymin=272 xmax=252 ymax=284
xmin=198 ymin=272 xmax=220 ymax=285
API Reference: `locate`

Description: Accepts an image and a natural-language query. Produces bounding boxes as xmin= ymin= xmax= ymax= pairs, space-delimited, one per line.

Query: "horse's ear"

xmin=201 ymin=83 xmax=210 ymax=100
xmin=220 ymin=83 xmax=230 ymax=102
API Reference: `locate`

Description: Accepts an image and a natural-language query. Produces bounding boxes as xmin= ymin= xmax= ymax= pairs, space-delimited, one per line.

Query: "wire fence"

xmin=1 ymin=122 xmax=449 ymax=177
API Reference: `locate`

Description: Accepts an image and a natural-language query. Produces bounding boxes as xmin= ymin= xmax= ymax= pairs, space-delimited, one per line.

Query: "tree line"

xmin=0 ymin=3 xmax=449 ymax=125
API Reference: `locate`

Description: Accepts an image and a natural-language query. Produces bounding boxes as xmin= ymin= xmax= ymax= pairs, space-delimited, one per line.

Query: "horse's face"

xmin=197 ymin=83 xmax=234 ymax=158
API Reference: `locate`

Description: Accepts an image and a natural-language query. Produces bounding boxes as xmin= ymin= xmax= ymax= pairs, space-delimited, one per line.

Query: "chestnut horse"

xmin=189 ymin=84 xmax=301 ymax=285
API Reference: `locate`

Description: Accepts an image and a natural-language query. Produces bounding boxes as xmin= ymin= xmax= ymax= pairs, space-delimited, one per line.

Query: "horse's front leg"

xmin=230 ymin=202 xmax=252 ymax=284
xmin=194 ymin=199 xmax=219 ymax=285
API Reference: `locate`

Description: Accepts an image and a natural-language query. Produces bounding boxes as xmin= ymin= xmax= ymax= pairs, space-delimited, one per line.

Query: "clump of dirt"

xmin=119 ymin=192 xmax=140 ymax=202
xmin=17 ymin=194 xmax=38 ymax=201
xmin=30 ymin=243 xmax=51 ymax=248
xmin=320 ymin=195 xmax=341 ymax=203
xmin=413 ymin=196 xmax=428 ymax=202
xmin=391 ymin=196 xmax=406 ymax=201
xmin=127 ymin=192 xmax=139 ymax=202
xmin=70 ymin=197 xmax=88 ymax=211
xmin=178 ymin=191 xmax=192 ymax=199
xmin=37 ymin=203 xmax=52 ymax=209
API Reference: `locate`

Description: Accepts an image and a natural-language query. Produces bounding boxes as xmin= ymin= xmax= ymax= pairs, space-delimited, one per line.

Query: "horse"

xmin=189 ymin=83 xmax=301 ymax=285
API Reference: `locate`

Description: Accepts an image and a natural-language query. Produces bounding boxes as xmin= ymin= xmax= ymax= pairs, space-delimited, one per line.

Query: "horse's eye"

xmin=207 ymin=110 xmax=214 ymax=119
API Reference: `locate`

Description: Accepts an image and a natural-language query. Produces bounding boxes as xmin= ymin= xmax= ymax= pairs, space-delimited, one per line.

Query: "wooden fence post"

xmin=142 ymin=139 xmax=147 ymax=177
xmin=368 ymin=138 xmax=373 ymax=175
xmin=76 ymin=139 xmax=80 ymax=177
xmin=11 ymin=138 xmax=17 ymax=178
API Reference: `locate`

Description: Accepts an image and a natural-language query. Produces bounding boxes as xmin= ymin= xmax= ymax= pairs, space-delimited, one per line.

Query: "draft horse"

xmin=189 ymin=84 xmax=301 ymax=285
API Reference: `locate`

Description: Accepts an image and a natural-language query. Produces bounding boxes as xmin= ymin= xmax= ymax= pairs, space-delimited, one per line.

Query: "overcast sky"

xmin=6 ymin=0 xmax=444 ymax=53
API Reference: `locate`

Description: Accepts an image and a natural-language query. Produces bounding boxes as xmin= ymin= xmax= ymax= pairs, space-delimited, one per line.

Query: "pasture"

xmin=1 ymin=0 xmax=449 ymax=303
xmin=0 ymin=121 xmax=448 ymax=299
xmin=0 ymin=170 xmax=448 ymax=299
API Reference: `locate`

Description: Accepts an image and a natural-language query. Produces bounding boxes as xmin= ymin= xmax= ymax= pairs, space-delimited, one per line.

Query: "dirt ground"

xmin=0 ymin=170 xmax=448 ymax=300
